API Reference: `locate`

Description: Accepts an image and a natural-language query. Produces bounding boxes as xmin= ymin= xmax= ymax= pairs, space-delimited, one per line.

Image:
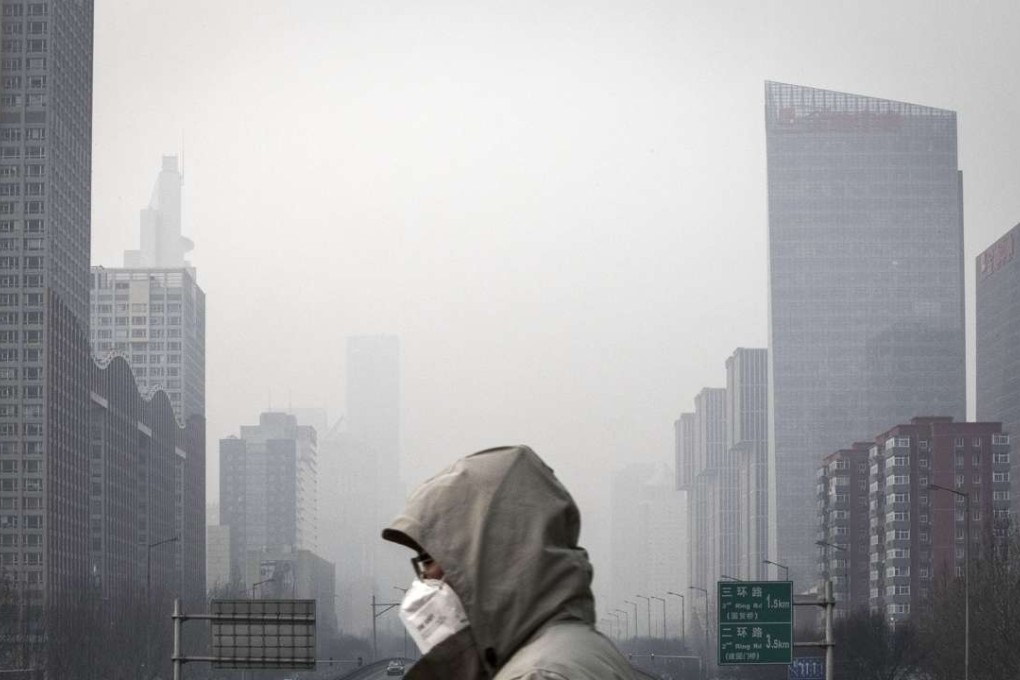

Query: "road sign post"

xmin=717 ymin=581 xmax=793 ymax=665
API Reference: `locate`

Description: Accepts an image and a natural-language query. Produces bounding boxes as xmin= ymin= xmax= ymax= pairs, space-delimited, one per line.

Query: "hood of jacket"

xmin=382 ymin=445 xmax=596 ymax=677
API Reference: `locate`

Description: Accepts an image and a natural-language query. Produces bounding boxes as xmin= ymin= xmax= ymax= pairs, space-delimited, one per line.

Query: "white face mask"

xmin=398 ymin=577 xmax=471 ymax=655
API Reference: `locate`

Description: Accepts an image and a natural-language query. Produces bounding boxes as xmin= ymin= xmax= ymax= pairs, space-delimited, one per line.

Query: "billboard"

xmin=211 ymin=599 xmax=316 ymax=669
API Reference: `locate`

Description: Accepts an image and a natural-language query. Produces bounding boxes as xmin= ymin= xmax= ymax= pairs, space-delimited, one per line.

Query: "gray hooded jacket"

xmin=382 ymin=445 xmax=636 ymax=680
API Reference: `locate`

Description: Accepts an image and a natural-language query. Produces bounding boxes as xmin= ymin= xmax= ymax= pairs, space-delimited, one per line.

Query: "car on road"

xmin=386 ymin=660 xmax=406 ymax=676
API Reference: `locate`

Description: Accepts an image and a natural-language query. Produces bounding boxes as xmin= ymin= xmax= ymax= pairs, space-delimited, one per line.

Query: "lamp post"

xmin=250 ymin=577 xmax=275 ymax=599
xmin=719 ymin=574 xmax=741 ymax=582
xmin=636 ymin=595 xmax=652 ymax=639
xmin=608 ymin=610 xmax=622 ymax=640
xmin=762 ymin=559 xmax=789 ymax=581
xmin=651 ymin=596 xmax=666 ymax=640
xmin=612 ymin=609 xmax=630 ymax=639
xmin=624 ymin=600 xmax=639 ymax=638
xmin=689 ymin=585 xmax=709 ymax=674
xmin=930 ymin=482 xmax=970 ymax=680
xmin=666 ymin=591 xmax=685 ymax=643
xmin=394 ymin=586 xmax=410 ymax=659
xmin=146 ymin=535 xmax=179 ymax=602
xmin=816 ymin=540 xmax=849 ymax=613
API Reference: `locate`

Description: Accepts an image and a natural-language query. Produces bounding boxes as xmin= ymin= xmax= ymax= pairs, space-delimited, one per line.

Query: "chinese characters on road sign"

xmin=718 ymin=581 xmax=793 ymax=665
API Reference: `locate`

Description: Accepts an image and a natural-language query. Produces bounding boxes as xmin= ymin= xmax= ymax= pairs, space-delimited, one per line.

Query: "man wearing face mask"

xmin=382 ymin=445 xmax=637 ymax=679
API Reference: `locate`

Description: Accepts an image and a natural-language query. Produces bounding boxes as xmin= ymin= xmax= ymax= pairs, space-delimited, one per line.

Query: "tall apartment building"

xmin=90 ymin=268 xmax=205 ymax=421
xmin=219 ymin=412 xmax=317 ymax=587
xmin=90 ymin=156 xmax=205 ymax=422
xmin=726 ymin=348 xmax=768 ymax=581
xmin=976 ymin=224 xmax=1020 ymax=501
xmin=0 ymin=0 xmax=95 ymax=610
xmin=815 ymin=443 xmax=871 ymax=614
xmin=818 ymin=418 xmax=1011 ymax=624
xmin=765 ymin=82 xmax=967 ymax=585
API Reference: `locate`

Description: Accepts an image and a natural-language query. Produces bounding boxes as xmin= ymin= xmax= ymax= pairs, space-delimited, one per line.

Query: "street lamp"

xmin=608 ymin=610 xmax=622 ymax=640
xmin=650 ymin=596 xmax=666 ymax=640
xmin=719 ymin=574 xmax=741 ymax=582
xmin=636 ymin=595 xmax=652 ymax=639
xmin=762 ymin=559 xmax=789 ymax=580
xmin=146 ymin=535 xmax=179 ymax=602
xmin=930 ymin=482 xmax=970 ymax=680
xmin=250 ymin=577 xmax=275 ymax=599
xmin=689 ymin=586 xmax=709 ymax=670
xmin=666 ymin=591 xmax=686 ymax=643
xmin=815 ymin=540 xmax=849 ymax=612
xmin=624 ymin=600 xmax=639 ymax=638
xmin=612 ymin=609 xmax=630 ymax=639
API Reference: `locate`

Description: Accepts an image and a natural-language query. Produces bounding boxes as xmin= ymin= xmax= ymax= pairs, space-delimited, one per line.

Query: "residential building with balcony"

xmin=816 ymin=443 xmax=871 ymax=613
xmin=820 ymin=417 xmax=1011 ymax=624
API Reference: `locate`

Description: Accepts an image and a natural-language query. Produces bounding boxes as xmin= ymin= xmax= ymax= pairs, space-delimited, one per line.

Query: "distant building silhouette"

xmin=765 ymin=82 xmax=966 ymax=586
xmin=124 ymin=156 xmax=194 ymax=270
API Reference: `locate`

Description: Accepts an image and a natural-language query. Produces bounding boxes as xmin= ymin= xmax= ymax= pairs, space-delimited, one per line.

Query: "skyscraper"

xmin=219 ymin=412 xmax=317 ymax=586
xmin=976 ymin=224 xmax=1020 ymax=500
xmin=346 ymin=334 xmax=401 ymax=476
xmin=726 ymin=348 xmax=768 ymax=580
xmin=765 ymin=82 xmax=966 ymax=585
xmin=0 ymin=0 xmax=95 ymax=607
xmin=90 ymin=156 xmax=205 ymax=422
xmin=123 ymin=155 xmax=194 ymax=269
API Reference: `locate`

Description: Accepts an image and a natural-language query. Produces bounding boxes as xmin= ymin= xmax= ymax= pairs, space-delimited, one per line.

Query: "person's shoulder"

xmin=495 ymin=621 xmax=637 ymax=680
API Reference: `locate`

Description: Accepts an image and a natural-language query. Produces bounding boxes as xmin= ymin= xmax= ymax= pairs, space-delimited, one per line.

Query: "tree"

xmin=919 ymin=529 xmax=1020 ymax=680
xmin=831 ymin=610 xmax=925 ymax=680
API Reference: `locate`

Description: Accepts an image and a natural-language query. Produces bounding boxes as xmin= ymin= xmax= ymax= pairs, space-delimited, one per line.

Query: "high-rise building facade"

xmin=676 ymin=387 xmax=727 ymax=593
xmin=726 ymin=348 xmax=768 ymax=581
xmin=0 ymin=0 xmax=95 ymax=611
xmin=765 ymin=82 xmax=967 ymax=585
xmin=88 ymin=355 xmax=205 ymax=612
xmin=219 ymin=412 xmax=317 ymax=586
xmin=815 ymin=442 xmax=871 ymax=614
xmin=90 ymin=156 xmax=205 ymax=422
xmin=90 ymin=267 xmax=205 ymax=421
xmin=976 ymin=224 xmax=1020 ymax=501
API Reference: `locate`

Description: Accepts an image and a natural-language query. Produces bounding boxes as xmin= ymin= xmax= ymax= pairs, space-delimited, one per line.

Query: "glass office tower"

xmin=765 ymin=82 xmax=966 ymax=586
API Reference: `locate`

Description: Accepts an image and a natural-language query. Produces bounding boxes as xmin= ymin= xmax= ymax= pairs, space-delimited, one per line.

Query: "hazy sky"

xmin=91 ymin=0 xmax=1020 ymax=517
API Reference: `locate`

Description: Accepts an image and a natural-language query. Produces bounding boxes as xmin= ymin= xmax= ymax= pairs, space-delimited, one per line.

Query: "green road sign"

xmin=718 ymin=581 xmax=793 ymax=665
